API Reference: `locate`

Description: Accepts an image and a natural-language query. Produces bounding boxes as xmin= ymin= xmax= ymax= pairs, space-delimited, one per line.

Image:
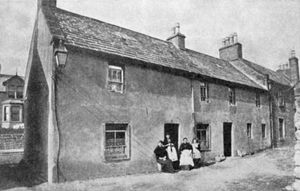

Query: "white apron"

xmin=166 ymin=145 xmax=178 ymax=162
xmin=179 ymin=150 xmax=194 ymax=166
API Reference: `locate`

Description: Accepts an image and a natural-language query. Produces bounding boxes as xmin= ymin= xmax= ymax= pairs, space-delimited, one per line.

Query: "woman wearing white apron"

xmin=164 ymin=134 xmax=179 ymax=169
xmin=192 ymin=138 xmax=201 ymax=168
xmin=179 ymin=138 xmax=194 ymax=170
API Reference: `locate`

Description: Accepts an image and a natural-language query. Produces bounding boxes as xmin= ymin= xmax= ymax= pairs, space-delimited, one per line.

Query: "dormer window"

xmin=7 ymin=85 xmax=23 ymax=99
xmin=107 ymin=65 xmax=124 ymax=93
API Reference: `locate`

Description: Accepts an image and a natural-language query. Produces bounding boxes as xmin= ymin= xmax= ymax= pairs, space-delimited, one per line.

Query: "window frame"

xmin=195 ymin=123 xmax=211 ymax=151
xmin=104 ymin=123 xmax=130 ymax=161
xmin=107 ymin=65 xmax=124 ymax=93
xmin=3 ymin=106 xmax=9 ymax=122
xmin=228 ymin=87 xmax=236 ymax=105
xmin=200 ymin=82 xmax=209 ymax=102
xmin=10 ymin=106 xmax=21 ymax=122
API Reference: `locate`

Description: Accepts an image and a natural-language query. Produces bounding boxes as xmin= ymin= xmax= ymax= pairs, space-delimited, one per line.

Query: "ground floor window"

xmin=11 ymin=106 xmax=21 ymax=122
xmin=279 ymin=118 xmax=285 ymax=139
xmin=105 ymin=123 xmax=130 ymax=161
xmin=261 ymin=124 xmax=266 ymax=139
xmin=195 ymin=124 xmax=210 ymax=150
xmin=2 ymin=105 xmax=22 ymax=123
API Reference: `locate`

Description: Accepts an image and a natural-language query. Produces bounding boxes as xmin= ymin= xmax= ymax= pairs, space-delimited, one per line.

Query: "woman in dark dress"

xmin=154 ymin=140 xmax=175 ymax=173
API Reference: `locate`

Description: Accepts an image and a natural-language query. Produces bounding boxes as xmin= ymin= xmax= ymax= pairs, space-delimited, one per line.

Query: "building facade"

xmin=23 ymin=0 xmax=297 ymax=183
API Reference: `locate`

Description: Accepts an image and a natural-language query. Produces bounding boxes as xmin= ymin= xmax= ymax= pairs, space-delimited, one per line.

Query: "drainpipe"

xmin=266 ymin=74 xmax=274 ymax=149
xmin=48 ymin=68 xmax=55 ymax=183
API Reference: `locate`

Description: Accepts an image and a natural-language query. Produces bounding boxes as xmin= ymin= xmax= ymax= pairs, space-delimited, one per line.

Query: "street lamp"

xmin=54 ymin=39 xmax=68 ymax=68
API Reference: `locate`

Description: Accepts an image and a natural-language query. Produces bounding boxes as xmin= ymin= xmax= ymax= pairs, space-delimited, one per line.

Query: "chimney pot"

xmin=289 ymin=50 xmax=299 ymax=85
xmin=167 ymin=23 xmax=186 ymax=50
xmin=219 ymin=33 xmax=242 ymax=61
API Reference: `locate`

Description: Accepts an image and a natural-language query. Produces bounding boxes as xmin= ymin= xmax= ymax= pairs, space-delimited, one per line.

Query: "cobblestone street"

xmin=2 ymin=145 xmax=295 ymax=191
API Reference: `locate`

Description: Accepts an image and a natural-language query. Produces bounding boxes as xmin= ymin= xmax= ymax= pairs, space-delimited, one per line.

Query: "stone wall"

xmin=0 ymin=133 xmax=24 ymax=150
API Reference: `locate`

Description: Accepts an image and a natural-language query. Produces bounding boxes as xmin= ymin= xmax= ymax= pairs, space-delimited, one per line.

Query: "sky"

xmin=0 ymin=0 xmax=299 ymax=76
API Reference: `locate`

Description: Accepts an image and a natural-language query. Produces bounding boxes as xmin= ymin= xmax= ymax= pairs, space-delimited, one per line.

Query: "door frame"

xmin=164 ymin=123 xmax=179 ymax=150
xmin=223 ymin=122 xmax=233 ymax=157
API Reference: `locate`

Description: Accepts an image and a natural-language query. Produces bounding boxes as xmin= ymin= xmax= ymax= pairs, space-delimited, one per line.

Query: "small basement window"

xmin=247 ymin=123 xmax=252 ymax=139
xmin=105 ymin=123 xmax=130 ymax=161
xmin=195 ymin=124 xmax=210 ymax=150
xmin=107 ymin=65 xmax=124 ymax=93
xmin=261 ymin=124 xmax=266 ymax=139
xmin=279 ymin=118 xmax=285 ymax=139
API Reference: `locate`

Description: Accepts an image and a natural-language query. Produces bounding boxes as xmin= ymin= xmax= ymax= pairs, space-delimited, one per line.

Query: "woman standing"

xmin=179 ymin=138 xmax=194 ymax=170
xmin=163 ymin=134 xmax=179 ymax=169
xmin=191 ymin=138 xmax=201 ymax=168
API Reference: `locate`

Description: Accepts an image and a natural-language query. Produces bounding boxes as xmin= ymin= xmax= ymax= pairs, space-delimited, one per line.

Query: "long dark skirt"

xmin=157 ymin=159 xmax=175 ymax=173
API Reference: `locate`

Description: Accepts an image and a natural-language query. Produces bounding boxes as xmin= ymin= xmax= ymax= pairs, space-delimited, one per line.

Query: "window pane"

xmin=11 ymin=106 xmax=20 ymax=121
xmin=105 ymin=132 xmax=115 ymax=146
xmin=106 ymin=124 xmax=127 ymax=131
xmin=17 ymin=86 xmax=23 ymax=98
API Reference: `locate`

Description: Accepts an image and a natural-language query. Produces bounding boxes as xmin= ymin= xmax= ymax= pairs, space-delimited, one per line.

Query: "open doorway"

xmin=223 ymin=122 xmax=232 ymax=157
xmin=164 ymin=123 xmax=179 ymax=150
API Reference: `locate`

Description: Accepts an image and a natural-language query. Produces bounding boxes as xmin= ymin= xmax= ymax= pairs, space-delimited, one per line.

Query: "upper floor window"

xmin=228 ymin=87 xmax=236 ymax=105
xmin=107 ymin=65 xmax=124 ymax=93
xmin=278 ymin=92 xmax=285 ymax=108
xmin=200 ymin=82 xmax=209 ymax=101
xmin=256 ymin=93 xmax=261 ymax=107
xmin=7 ymin=85 xmax=23 ymax=99
xmin=17 ymin=86 xmax=23 ymax=98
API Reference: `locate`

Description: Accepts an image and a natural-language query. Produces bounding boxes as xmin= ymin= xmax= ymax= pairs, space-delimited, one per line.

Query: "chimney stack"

xmin=289 ymin=50 xmax=299 ymax=85
xmin=219 ymin=33 xmax=242 ymax=61
xmin=38 ymin=0 xmax=57 ymax=8
xmin=167 ymin=23 xmax=186 ymax=50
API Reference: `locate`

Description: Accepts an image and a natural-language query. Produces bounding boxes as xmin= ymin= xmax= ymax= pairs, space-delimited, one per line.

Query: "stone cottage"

xmin=23 ymin=0 xmax=297 ymax=183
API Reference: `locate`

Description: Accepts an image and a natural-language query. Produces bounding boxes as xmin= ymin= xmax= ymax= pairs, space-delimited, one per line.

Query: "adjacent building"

xmin=23 ymin=0 xmax=297 ymax=183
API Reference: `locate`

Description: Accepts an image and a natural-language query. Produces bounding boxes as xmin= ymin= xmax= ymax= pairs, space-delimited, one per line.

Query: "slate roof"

xmin=0 ymin=74 xmax=14 ymax=92
xmin=42 ymin=7 xmax=266 ymax=89
xmin=0 ymin=75 xmax=25 ymax=92
xmin=235 ymin=59 xmax=291 ymax=86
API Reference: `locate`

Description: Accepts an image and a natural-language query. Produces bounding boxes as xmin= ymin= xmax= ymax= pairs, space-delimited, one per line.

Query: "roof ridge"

xmin=241 ymin=58 xmax=291 ymax=85
xmin=54 ymin=7 xmax=172 ymax=45
xmin=184 ymin=48 xmax=227 ymax=63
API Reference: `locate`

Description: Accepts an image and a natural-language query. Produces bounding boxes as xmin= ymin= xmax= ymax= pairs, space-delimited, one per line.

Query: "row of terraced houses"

xmin=22 ymin=0 xmax=298 ymax=183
